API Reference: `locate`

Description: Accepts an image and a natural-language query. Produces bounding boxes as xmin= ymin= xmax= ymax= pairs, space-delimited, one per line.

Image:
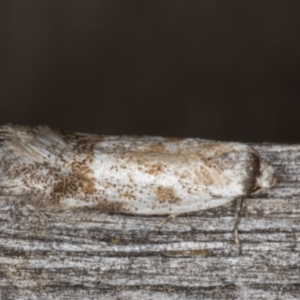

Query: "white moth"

xmin=0 ymin=125 xmax=275 ymax=214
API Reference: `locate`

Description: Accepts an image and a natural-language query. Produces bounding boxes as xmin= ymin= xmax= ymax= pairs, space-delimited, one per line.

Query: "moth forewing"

xmin=0 ymin=125 xmax=275 ymax=215
xmin=90 ymin=143 xmax=259 ymax=215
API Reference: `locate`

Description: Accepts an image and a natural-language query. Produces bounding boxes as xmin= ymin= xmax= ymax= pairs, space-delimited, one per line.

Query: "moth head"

xmin=256 ymin=161 xmax=276 ymax=189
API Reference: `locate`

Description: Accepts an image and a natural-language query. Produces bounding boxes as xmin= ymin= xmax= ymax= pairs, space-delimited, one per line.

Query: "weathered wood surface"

xmin=0 ymin=143 xmax=299 ymax=299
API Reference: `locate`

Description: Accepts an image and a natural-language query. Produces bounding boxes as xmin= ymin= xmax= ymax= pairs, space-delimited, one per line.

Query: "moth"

xmin=0 ymin=125 xmax=275 ymax=215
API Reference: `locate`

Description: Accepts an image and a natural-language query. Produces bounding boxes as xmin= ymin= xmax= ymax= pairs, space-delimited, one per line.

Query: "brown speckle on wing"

xmin=156 ymin=186 xmax=180 ymax=204
xmin=144 ymin=162 xmax=163 ymax=176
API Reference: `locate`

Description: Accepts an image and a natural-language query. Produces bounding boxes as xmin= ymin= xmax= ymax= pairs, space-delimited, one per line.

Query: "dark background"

xmin=0 ymin=1 xmax=299 ymax=143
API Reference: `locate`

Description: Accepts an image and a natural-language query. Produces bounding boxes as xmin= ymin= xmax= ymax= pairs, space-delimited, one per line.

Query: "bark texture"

xmin=0 ymin=143 xmax=299 ymax=299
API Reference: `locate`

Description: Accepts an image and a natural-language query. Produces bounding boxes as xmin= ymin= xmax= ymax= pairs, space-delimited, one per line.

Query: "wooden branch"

xmin=0 ymin=139 xmax=299 ymax=299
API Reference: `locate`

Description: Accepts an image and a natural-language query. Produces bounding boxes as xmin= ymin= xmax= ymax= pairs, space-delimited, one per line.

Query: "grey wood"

xmin=0 ymin=142 xmax=299 ymax=299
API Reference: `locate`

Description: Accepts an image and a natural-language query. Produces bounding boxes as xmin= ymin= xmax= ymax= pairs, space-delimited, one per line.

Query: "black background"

xmin=1 ymin=1 xmax=299 ymax=143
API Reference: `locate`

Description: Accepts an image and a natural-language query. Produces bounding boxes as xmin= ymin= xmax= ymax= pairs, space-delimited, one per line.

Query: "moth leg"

xmin=234 ymin=197 xmax=244 ymax=255
xmin=156 ymin=213 xmax=179 ymax=230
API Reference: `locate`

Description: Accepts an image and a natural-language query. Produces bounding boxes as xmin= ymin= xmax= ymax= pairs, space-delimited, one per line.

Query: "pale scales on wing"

xmin=0 ymin=125 xmax=275 ymax=214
